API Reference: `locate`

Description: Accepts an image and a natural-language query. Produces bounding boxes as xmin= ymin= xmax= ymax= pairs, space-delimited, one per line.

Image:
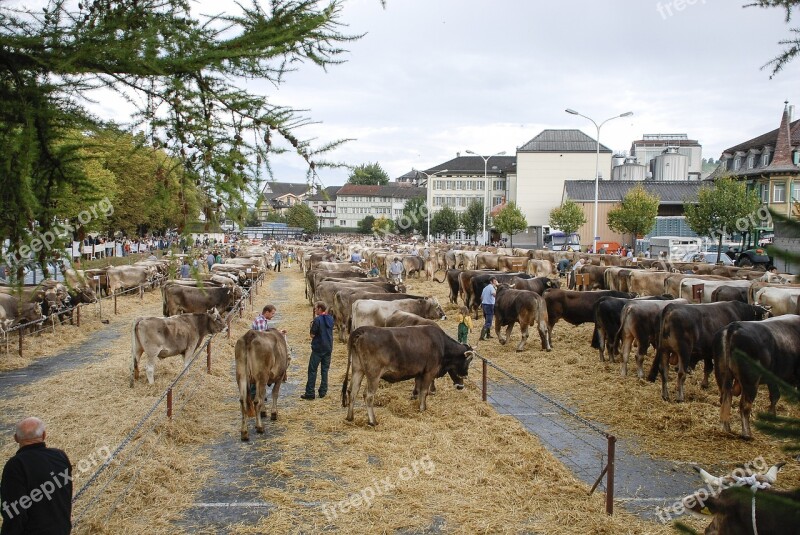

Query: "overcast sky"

xmin=255 ymin=0 xmax=800 ymax=188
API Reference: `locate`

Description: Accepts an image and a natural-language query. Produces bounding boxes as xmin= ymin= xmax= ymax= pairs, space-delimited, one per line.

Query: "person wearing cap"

xmin=388 ymin=257 xmax=404 ymax=283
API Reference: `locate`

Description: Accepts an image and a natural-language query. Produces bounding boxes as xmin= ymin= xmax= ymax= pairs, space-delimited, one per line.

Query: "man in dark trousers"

xmin=301 ymin=301 xmax=334 ymax=400
xmin=1 ymin=417 xmax=72 ymax=535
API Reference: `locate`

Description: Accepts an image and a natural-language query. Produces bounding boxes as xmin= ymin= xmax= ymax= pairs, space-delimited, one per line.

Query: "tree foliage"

xmin=347 ymin=162 xmax=390 ymax=185
xmin=431 ymin=206 xmax=459 ymax=238
xmin=372 ymin=216 xmax=394 ymax=235
xmin=358 ymin=215 xmax=376 ymax=234
xmin=548 ymin=199 xmax=587 ymax=236
xmin=684 ymin=176 xmax=763 ymax=256
xmin=399 ymin=197 xmax=427 ymax=235
xmin=607 ymin=185 xmax=660 ymax=253
xmin=286 ymin=203 xmax=317 ymax=233
xmin=460 ymin=199 xmax=484 ymax=243
xmin=493 ymin=202 xmax=528 ymax=247
xmin=746 ymin=0 xmax=800 ymax=77
xmin=0 ymin=0 xmax=359 ymax=267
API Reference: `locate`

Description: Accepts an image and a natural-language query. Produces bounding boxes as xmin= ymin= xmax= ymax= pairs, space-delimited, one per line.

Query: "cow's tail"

xmin=432 ymin=269 xmax=446 ymax=283
xmin=161 ymin=285 xmax=168 ymax=316
xmin=647 ymin=308 xmax=670 ymax=382
xmin=715 ymin=324 xmax=740 ymax=431
xmin=341 ymin=328 xmax=361 ymax=407
xmin=130 ymin=318 xmax=141 ymax=388
xmin=614 ymin=305 xmax=633 ymax=357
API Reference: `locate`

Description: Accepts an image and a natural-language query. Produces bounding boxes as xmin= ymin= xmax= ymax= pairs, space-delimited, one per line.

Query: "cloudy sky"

xmin=258 ymin=0 xmax=799 ymax=188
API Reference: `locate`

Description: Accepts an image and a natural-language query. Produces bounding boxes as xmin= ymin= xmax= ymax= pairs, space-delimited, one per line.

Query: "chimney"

xmin=456 ymin=152 xmax=460 ymax=158
xmin=790 ymin=105 xmax=795 ymax=122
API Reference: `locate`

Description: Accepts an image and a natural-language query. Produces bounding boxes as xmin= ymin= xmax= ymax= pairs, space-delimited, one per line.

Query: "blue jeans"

xmin=305 ymin=350 xmax=331 ymax=397
xmin=482 ymin=304 xmax=494 ymax=330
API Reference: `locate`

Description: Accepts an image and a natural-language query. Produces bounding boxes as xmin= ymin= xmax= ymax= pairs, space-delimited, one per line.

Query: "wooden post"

xmin=140 ymin=284 xmax=144 ymax=301
xmin=167 ymin=388 xmax=173 ymax=420
xmin=76 ymin=305 xmax=80 ymax=327
xmin=114 ymin=292 xmax=118 ymax=315
xmin=206 ymin=342 xmax=212 ymax=374
xmin=482 ymin=359 xmax=488 ymax=402
xmin=606 ymin=435 xmax=616 ymax=515
xmin=227 ymin=317 xmax=231 ymax=339
xmin=18 ymin=328 xmax=23 ymax=358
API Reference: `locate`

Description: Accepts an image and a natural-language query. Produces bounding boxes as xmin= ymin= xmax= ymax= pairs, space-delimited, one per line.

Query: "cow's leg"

xmin=766 ymin=381 xmax=780 ymax=416
xmin=676 ymin=355 xmax=688 ymax=403
xmin=740 ymin=386 xmax=757 ymax=440
xmin=700 ymin=356 xmax=712 ymax=390
xmin=498 ymin=321 xmax=512 ymax=345
xmin=719 ymin=380 xmax=733 ymax=434
xmin=365 ymin=375 xmax=380 ymax=426
xmin=131 ymin=347 xmax=143 ymax=387
xmin=270 ymin=381 xmax=281 ymax=421
xmin=346 ymin=370 xmax=363 ymax=422
xmin=145 ymin=355 xmax=156 ymax=385
xmin=411 ymin=376 xmax=422 ymax=400
xmin=538 ymin=319 xmax=551 ymax=351
xmin=657 ymin=349 xmax=670 ymax=402
xmin=620 ymin=332 xmax=633 ymax=377
xmin=596 ymin=326 xmax=607 ymax=362
xmin=238 ymin=379 xmax=250 ymax=441
xmin=255 ymin=381 xmax=266 ymax=434
xmin=516 ymin=324 xmax=529 ymax=352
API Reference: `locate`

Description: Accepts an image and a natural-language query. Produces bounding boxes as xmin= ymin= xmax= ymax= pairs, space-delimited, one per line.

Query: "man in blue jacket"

xmin=301 ymin=302 xmax=334 ymax=400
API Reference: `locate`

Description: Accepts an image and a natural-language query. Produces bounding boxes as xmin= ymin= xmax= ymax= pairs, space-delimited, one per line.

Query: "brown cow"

xmin=494 ymin=285 xmax=551 ymax=351
xmin=235 ymin=329 xmax=290 ymax=441
xmin=131 ymin=309 xmax=226 ymax=386
xmin=162 ymin=284 xmax=242 ymax=316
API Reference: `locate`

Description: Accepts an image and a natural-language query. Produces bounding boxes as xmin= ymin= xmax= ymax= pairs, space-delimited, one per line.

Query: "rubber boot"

xmin=485 ymin=327 xmax=493 ymax=339
xmin=479 ymin=326 xmax=488 ymax=341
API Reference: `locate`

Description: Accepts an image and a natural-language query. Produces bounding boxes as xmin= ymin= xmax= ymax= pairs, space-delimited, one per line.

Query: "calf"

xmin=714 ymin=315 xmax=800 ymax=439
xmin=617 ymin=298 xmax=688 ymax=378
xmin=342 ymin=325 xmax=474 ymax=426
xmin=591 ymin=295 xmax=672 ymax=364
xmin=235 ymin=329 xmax=290 ymax=441
xmin=542 ymin=289 xmax=635 ymax=342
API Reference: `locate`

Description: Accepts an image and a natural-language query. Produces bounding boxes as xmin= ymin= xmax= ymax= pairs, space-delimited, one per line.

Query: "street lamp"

xmin=413 ymin=168 xmax=448 ymax=243
xmin=465 ymin=150 xmax=506 ymax=246
xmin=564 ymin=109 xmax=633 ymax=255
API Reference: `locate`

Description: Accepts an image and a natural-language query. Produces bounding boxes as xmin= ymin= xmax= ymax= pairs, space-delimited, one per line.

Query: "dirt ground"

xmin=1 ymin=266 xmax=794 ymax=534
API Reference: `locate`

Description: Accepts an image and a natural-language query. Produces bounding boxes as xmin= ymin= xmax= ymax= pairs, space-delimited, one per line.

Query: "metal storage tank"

xmin=611 ymin=157 xmax=647 ymax=181
xmin=652 ymin=147 xmax=689 ymax=181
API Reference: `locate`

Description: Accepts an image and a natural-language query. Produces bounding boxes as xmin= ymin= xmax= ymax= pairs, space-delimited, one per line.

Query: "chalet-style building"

xmin=258 ymin=181 xmax=311 ymax=220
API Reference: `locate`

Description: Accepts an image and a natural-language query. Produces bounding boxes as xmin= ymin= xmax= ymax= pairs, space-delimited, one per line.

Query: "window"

xmin=734 ymin=158 xmax=741 ymax=171
xmin=493 ymin=180 xmax=506 ymax=191
xmin=793 ymin=183 xmax=800 ymax=202
xmin=762 ymin=152 xmax=770 ymax=167
xmin=747 ymin=155 xmax=754 ymax=169
xmin=446 ymin=180 xmax=455 ymax=190
xmin=340 ymin=220 xmax=346 ymax=226
xmin=774 ymin=182 xmax=786 ymax=203
xmin=761 ymin=184 xmax=770 ymax=203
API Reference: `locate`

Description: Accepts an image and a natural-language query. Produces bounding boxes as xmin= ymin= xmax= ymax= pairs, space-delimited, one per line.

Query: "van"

xmin=544 ymin=231 xmax=581 ymax=252
xmin=649 ymin=236 xmax=702 ymax=262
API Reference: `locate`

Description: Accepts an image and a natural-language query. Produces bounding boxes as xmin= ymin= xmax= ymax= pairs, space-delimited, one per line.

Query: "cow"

xmin=714 ymin=315 xmax=800 ymax=439
xmin=617 ymin=298 xmax=688 ymax=378
xmin=648 ymin=301 xmax=771 ymax=402
xmin=679 ymin=279 xmax=751 ymax=304
xmin=628 ymin=270 xmax=674 ymax=297
xmin=433 ymin=269 xmax=461 ymax=304
xmin=306 ymin=269 xmax=366 ymax=302
xmin=526 ymin=259 xmax=555 ymax=277
xmin=107 ymin=265 xmax=155 ymax=295
xmin=342 ymin=325 xmax=474 ymax=426
xmin=493 ymin=285 xmax=551 ymax=352
xmin=314 ymin=280 xmax=404 ymax=318
xmin=130 ymin=308 xmax=226 ymax=386
xmin=754 ymin=286 xmax=800 ymax=316
xmin=679 ymin=463 xmax=797 ymax=535
xmin=591 ymin=295 xmax=673 ymax=363
xmin=711 ymin=285 xmax=748 ymax=303
xmin=401 ymin=255 xmax=425 ymax=278
xmin=466 ymin=272 xmax=531 ymax=317
xmin=0 ymin=294 xmax=43 ymax=334
xmin=477 ymin=252 xmax=502 ymax=270
xmin=383 ymin=310 xmax=440 ymax=327
xmin=497 ymin=255 xmax=527 ymax=272
xmin=235 ymin=329 xmax=290 ymax=441
xmin=351 ymin=297 xmax=446 ymax=331
xmin=542 ymin=289 xmax=635 ymax=341
xmin=506 ymin=276 xmax=559 ymax=295
xmin=333 ymin=290 xmax=425 ymax=342
xmin=162 ymin=284 xmax=242 ymax=317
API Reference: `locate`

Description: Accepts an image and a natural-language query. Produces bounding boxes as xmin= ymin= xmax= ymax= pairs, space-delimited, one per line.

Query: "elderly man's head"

xmin=14 ymin=417 xmax=46 ymax=446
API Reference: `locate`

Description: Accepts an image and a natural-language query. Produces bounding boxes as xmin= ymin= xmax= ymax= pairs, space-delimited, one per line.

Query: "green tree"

xmin=684 ymin=176 xmax=762 ymax=259
xmin=607 ymin=185 xmax=660 ymax=254
xmin=548 ymin=199 xmax=587 ymax=236
xmin=431 ymin=206 xmax=459 ymax=239
xmin=286 ymin=203 xmax=318 ymax=233
xmin=0 ymin=0 xmax=359 ymax=271
xmin=461 ymin=199 xmax=484 ymax=244
xmin=372 ymin=216 xmax=394 ymax=236
xmin=358 ymin=216 xmax=376 ymax=234
xmin=347 ymin=163 xmax=390 ymax=185
xmin=493 ymin=202 xmax=528 ymax=247
xmin=399 ymin=197 xmax=427 ymax=235
xmin=265 ymin=212 xmax=288 ymax=224
xmin=747 ymin=0 xmax=800 ymax=77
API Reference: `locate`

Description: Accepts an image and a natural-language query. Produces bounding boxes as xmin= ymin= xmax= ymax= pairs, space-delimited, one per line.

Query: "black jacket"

xmin=1 ymin=442 xmax=72 ymax=535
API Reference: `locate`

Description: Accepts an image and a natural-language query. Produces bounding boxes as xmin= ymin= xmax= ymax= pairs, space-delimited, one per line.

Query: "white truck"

xmin=649 ymin=236 xmax=702 ymax=262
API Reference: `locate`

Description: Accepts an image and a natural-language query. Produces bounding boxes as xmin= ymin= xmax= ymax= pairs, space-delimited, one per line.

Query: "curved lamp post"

xmin=413 ymin=168 xmax=449 ymax=243
xmin=564 ymin=109 xmax=633 ymax=255
xmin=465 ymin=150 xmax=506 ymax=246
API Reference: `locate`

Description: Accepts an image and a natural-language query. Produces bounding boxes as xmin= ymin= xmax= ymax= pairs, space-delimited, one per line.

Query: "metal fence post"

xmin=606 ymin=435 xmax=616 ymax=515
xmin=167 ymin=388 xmax=173 ymax=420
xmin=482 ymin=358 xmax=488 ymax=402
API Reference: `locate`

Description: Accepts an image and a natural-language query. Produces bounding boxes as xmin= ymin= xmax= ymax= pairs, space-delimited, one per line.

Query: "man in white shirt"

xmin=479 ymin=277 xmax=498 ymax=340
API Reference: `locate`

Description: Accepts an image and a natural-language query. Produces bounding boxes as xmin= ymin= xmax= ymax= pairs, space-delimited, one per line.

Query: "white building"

xmin=304 ymin=186 xmax=339 ymax=229
xmin=629 ymin=134 xmax=702 ymax=180
xmin=335 ymin=183 xmax=424 ymax=229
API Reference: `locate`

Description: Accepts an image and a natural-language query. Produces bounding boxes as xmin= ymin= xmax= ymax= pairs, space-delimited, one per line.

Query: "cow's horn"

xmin=693 ymin=466 xmax=722 ymax=487
xmin=763 ymin=462 xmax=786 ymax=484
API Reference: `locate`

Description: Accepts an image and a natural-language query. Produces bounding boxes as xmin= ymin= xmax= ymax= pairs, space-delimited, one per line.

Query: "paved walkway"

xmin=486 ymin=382 xmax=699 ymax=521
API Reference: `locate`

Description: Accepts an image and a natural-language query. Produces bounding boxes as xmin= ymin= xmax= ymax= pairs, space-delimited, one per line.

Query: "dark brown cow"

xmin=162 ymin=284 xmax=242 ymax=316
xmin=711 ymin=285 xmax=748 ymax=303
xmin=648 ymin=301 xmax=770 ymax=402
xmin=383 ymin=310 xmax=440 ymax=327
xmin=617 ymin=298 xmax=687 ymax=378
xmin=542 ymin=289 xmax=635 ymax=341
xmin=506 ymin=276 xmax=559 ymax=295
xmin=493 ymin=285 xmax=551 ymax=351
xmin=235 ymin=329 xmax=290 ymax=441
xmin=714 ymin=315 xmax=800 ymax=439
xmin=306 ymin=269 xmax=366 ymax=303
xmin=591 ymin=295 xmax=673 ymax=364
xmin=342 ymin=325 xmax=474 ymax=426
xmin=433 ymin=269 xmax=461 ymax=304
xmin=131 ymin=309 xmax=226 ymax=386
xmin=467 ymin=272 xmax=531 ymax=317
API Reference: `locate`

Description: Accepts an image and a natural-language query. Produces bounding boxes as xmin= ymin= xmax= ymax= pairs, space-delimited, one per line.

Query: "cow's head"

xmin=426 ymin=297 xmax=446 ymax=320
xmin=206 ymin=307 xmax=227 ymax=333
xmin=753 ymin=304 xmax=772 ymax=319
xmin=447 ymin=348 xmax=474 ymax=390
xmin=545 ymin=277 xmax=560 ymax=290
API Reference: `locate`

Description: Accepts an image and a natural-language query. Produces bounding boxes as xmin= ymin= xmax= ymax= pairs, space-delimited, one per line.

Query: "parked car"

xmin=681 ymin=252 xmax=735 ymax=266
